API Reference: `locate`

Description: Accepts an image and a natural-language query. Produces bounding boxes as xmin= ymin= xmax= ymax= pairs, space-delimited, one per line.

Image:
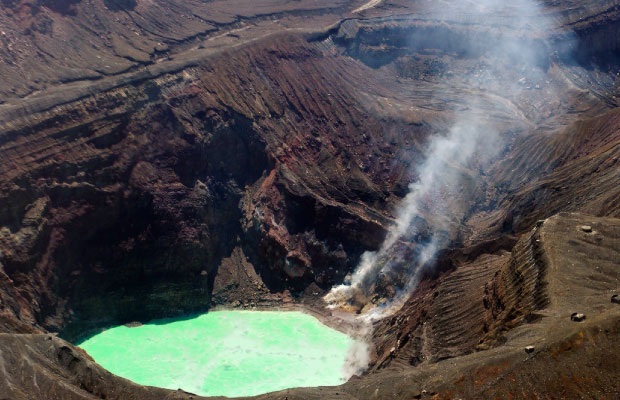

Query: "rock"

xmin=570 ymin=312 xmax=586 ymax=322
xmin=579 ymin=225 xmax=593 ymax=233
xmin=524 ymin=345 xmax=535 ymax=354
xmin=200 ymin=270 xmax=208 ymax=276
xmin=611 ymin=294 xmax=620 ymax=304
xmin=231 ymin=300 xmax=241 ymax=307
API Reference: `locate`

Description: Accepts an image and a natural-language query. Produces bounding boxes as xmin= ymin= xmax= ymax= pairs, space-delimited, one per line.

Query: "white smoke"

xmin=341 ymin=340 xmax=371 ymax=380
xmin=326 ymin=0 xmax=575 ymax=319
xmin=326 ymin=115 xmax=502 ymax=315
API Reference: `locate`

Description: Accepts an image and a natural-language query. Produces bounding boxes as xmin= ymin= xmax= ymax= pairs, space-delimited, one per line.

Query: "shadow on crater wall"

xmin=41 ymin=0 xmax=82 ymax=16
xmin=104 ymin=0 xmax=137 ymax=11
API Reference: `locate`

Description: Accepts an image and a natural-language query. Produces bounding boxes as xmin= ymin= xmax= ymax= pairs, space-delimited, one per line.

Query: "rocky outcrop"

xmin=479 ymin=223 xmax=550 ymax=345
xmin=369 ymin=239 xmax=514 ymax=371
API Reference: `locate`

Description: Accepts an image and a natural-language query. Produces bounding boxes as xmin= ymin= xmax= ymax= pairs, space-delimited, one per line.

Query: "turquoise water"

xmin=77 ymin=311 xmax=354 ymax=397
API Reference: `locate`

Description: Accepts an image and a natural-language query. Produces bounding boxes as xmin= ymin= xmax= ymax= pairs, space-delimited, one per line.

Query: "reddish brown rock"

xmin=0 ymin=0 xmax=620 ymax=398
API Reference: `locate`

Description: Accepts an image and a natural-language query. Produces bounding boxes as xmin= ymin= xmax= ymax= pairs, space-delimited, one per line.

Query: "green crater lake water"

xmin=77 ymin=311 xmax=354 ymax=397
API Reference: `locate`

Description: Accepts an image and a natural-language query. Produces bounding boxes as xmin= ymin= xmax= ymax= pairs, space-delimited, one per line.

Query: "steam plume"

xmin=326 ymin=0 xmax=574 ymax=318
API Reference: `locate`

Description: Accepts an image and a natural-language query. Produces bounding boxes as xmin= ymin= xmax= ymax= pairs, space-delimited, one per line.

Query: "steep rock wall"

xmin=0 ymin=34 xmax=425 ymax=339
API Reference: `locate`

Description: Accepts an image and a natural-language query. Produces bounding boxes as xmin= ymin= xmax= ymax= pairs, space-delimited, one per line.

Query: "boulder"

xmin=570 ymin=312 xmax=586 ymax=322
